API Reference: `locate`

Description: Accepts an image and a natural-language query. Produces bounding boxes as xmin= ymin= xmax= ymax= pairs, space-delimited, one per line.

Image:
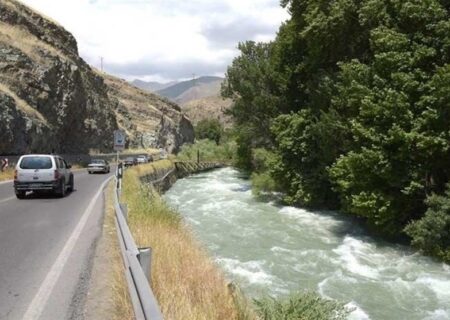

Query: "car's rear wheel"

xmin=68 ymin=175 xmax=74 ymax=192
xmin=15 ymin=190 xmax=26 ymax=199
xmin=56 ymin=179 xmax=66 ymax=198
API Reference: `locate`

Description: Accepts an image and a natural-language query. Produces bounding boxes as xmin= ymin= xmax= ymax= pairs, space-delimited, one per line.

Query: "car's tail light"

xmin=14 ymin=170 xmax=18 ymax=181
xmin=54 ymin=170 xmax=60 ymax=181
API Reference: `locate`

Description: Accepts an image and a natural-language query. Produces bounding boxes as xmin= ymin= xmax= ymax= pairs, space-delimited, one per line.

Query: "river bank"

xmin=117 ymin=160 xmax=250 ymax=320
xmin=164 ymin=167 xmax=450 ymax=320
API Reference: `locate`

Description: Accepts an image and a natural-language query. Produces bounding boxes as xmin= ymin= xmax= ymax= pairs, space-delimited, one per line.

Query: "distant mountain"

xmin=134 ymin=76 xmax=231 ymax=127
xmin=157 ymin=76 xmax=224 ymax=103
xmin=131 ymin=79 xmax=177 ymax=92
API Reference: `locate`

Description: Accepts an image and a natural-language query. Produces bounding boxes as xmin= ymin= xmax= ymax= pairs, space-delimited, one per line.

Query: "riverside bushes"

xmin=254 ymin=292 xmax=350 ymax=320
xmin=177 ymin=139 xmax=236 ymax=164
xmin=405 ymin=186 xmax=450 ymax=263
xmin=222 ymin=0 xmax=450 ymax=260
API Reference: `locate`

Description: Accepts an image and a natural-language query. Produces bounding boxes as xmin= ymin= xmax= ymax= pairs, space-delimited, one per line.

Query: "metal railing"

xmin=114 ymin=164 xmax=163 ymax=320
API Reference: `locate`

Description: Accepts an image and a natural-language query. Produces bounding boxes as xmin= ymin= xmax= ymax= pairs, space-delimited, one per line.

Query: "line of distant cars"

xmin=123 ymin=155 xmax=152 ymax=167
xmin=87 ymin=154 xmax=152 ymax=173
xmin=13 ymin=154 xmax=153 ymax=199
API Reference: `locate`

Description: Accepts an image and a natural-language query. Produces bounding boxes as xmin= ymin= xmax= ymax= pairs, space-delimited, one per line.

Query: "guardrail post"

xmin=120 ymin=203 xmax=128 ymax=220
xmin=138 ymin=247 xmax=152 ymax=284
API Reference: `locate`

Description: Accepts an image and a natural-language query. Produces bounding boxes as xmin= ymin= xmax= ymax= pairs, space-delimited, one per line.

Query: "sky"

xmin=21 ymin=0 xmax=289 ymax=82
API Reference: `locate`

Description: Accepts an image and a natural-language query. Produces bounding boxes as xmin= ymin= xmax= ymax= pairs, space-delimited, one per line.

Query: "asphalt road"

xmin=0 ymin=169 xmax=115 ymax=320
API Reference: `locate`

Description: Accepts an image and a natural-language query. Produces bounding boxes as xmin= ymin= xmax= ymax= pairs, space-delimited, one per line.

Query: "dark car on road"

xmin=124 ymin=157 xmax=137 ymax=167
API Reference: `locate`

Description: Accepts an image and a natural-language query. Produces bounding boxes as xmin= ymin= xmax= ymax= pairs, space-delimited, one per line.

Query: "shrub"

xmin=405 ymin=186 xmax=450 ymax=263
xmin=250 ymin=148 xmax=278 ymax=197
xmin=177 ymin=139 xmax=236 ymax=163
xmin=195 ymin=119 xmax=223 ymax=145
xmin=251 ymin=172 xmax=277 ymax=197
xmin=254 ymin=292 xmax=351 ymax=320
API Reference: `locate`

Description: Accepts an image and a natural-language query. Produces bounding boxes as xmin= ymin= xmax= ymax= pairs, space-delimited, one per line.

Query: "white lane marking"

xmin=0 ymin=179 xmax=13 ymax=185
xmin=22 ymin=176 xmax=113 ymax=320
xmin=0 ymin=196 xmax=16 ymax=204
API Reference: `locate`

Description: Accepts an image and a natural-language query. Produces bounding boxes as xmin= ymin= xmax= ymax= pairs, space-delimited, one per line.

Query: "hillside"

xmin=182 ymin=96 xmax=232 ymax=127
xmin=157 ymin=76 xmax=223 ymax=103
xmin=0 ymin=0 xmax=193 ymax=154
xmin=103 ymin=73 xmax=194 ymax=152
xmin=175 ymin=79 xmax=222 ymax=105
xmin=131 ymin=79 xmax=177 ymax=92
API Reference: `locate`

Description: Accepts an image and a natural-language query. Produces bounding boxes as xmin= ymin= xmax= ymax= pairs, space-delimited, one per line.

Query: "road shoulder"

xmin=83 ymin=181 xmax=129 ymax=320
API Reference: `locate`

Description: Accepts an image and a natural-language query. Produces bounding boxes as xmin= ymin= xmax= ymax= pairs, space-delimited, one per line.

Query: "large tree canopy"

xmin=223 ymin=0 xmax=450 ymax=259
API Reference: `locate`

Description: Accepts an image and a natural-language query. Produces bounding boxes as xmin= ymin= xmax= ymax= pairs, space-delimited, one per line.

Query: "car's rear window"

xmin=20 ymin=157 xmax=53 ymax=169
xmin=92 ymin=159 xmax=105 ymax=164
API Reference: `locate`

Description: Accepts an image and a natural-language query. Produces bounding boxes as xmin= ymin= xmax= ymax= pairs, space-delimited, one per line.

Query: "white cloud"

xmin=21 ymin=0 xmax=289 ymax=81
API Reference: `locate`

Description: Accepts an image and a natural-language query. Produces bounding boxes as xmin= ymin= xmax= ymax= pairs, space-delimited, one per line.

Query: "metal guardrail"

xmin=114 ymin=164 xmax=163 ymax=320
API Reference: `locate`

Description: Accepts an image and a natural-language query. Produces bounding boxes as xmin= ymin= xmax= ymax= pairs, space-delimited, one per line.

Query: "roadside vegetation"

xmin=221 ymin=0 xmax=450 ymax=262
xmin=177 ymin=139 xmax=236 ymax=164
xmin=102 ymin=182 xmax=133 ymax=320
xmin=121 ymin=160 xmax=240 ymax=319
xmin=0 ymin=168 xmax=14 ymax=181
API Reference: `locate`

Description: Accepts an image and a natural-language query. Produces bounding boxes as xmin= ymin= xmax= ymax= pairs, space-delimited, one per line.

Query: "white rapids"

xmin=164 ymin=167 xmax=450 ymax=320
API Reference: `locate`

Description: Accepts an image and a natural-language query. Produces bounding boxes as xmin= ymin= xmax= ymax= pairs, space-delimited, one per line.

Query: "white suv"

xmin=14 ymin=154 xmax=74 ymax=199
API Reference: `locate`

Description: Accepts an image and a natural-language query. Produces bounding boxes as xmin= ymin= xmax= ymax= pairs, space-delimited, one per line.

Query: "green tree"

xmin=405 ymin=185 xmax=450 ymax=263
xmin=195 ymin=119 xmax=223 ymax=145
xmin=222 ymin=41 xmax=284 ymax=168
xmin=223 ymin=0 xmax=450 ymax=257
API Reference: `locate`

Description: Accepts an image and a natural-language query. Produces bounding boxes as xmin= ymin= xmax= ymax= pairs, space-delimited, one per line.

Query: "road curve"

xmin=0 ymin=169 xmax=115 ymax=320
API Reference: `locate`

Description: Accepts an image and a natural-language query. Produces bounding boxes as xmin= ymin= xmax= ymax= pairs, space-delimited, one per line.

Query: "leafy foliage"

xmin=177 ymin=139 xmax=236 ymax=164
xmin=254 ymin=292 xmax=351 ymax=320
xmin=195 ymin=119 xmax=223 ymax=145
xmin=405 ymin=186 xmax=450 ymax=262
xmin=223 ymin=0 xmax=450 ymax=257
xmin=250 ymin=149 xmax=279 ymax=196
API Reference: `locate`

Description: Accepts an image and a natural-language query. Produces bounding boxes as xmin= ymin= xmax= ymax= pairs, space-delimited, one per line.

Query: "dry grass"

xmin=102 ymin=181 xmax=134 ymax=320
xmin=85 ymin=181 xmax=133 ymax=319
xmin=0 ymin=21 xmax=67 ymax=63
xmin=0 ymin=83 xmax=48 ymax=124
xmin=120 ymin=161 xmax=252 ymax=320
xmin=0 ymin=168 xmax=14 ymax=181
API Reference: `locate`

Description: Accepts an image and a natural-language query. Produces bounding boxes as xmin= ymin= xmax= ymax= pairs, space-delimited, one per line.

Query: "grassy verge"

xmin=87 ymin=181 xmax=133 ymax=320
xmin=0 ymin=168 xmax=14 ymax=181
xmin=121 ymin=160 xmax=247 ymax=320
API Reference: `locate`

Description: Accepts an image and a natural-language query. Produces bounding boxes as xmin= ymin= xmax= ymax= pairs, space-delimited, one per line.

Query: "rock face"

xmin=0 ymin=0 xmax=193 ymax=154
xmin=103 ymin=74 xmax=194 ymax=153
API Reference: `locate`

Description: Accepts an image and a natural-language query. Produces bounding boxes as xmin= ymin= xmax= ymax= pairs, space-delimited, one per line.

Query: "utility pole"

xmin=192 ymin=73 xmax=196 ymax=100
xmin=100 ymin=56 xmax=104 ymax=72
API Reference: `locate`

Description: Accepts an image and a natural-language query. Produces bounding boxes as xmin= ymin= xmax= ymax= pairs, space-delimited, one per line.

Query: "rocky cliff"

xmin=0 ymin=0 xmax=193 ymax=154
xmin=102 ymin=73 xmax=194 ymax=153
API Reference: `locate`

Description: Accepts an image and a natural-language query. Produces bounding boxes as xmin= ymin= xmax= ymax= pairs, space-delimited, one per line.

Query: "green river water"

xmin=163 ymin=168 xmax=450 ymax=320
